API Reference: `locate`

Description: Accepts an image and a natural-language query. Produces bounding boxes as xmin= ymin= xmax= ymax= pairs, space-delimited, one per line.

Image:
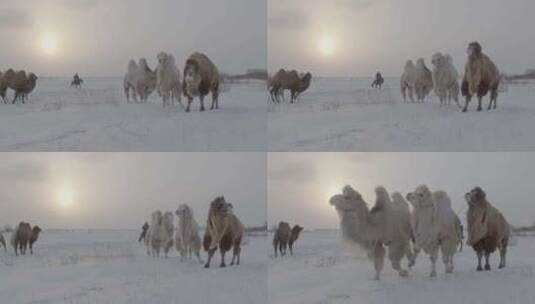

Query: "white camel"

xmin=406 ymin=185 xmax=462 ymax=277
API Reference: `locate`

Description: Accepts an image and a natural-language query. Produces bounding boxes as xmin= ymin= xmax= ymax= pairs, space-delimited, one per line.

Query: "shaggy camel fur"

xmin=330 ymin=185 xmax=414 ymax=280
xmin=175 ymin=204 xmax=202 ymax=263
xmin=406 ymin=186 xmax=462 ymax=276
xmin=156 ymin=52 xmax=182 ymax=108
xmin=461 ymin=42 xmax=501 ymax=112
xmin=203 ymin=196 xmax=243 ymax=268
xmin=163 ymin=211 xmax=175 ymax=258
xmin=11 ymin=222 xmax=32 ymax=256
xmin=124 ymin=60 xmax=139 ymax=103
xmin=431 ymin=52 xmax=461 ymax=107
xmin=465 ymin=187 xmax=510 ymax=271
xmin=135 ymin=58 xmax=157 ymax=103
xmin=11 ymin=71 xmax=38 ymax=104
xmin=269 ymin=69 xmax=312 ymax=103
xmin=273 ymin=221 xmax=291 ymax=257
xmin=145 ymin=210 xmax=173 ymax=257
xmin=288 ymin=225 xmax=304 ymax=255
xmin=400 ymin=60 xmax=416 ymax=103
xmin=414 ymin=58 xmax=433 ymax=103
xmin=183 ymin=52 xmax=220 ymax=112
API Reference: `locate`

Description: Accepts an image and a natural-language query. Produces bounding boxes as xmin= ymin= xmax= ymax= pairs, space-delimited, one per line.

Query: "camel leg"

xmin=429 ymin=249 xmax=438 ymax=277
xmin=199 ymin=95 xmax=205 ymax=112
xmin=12 ymin=92 xmax=19 ymax=104
xmin=274 ymin=242 xmax=278 ymax=257
xmin=462 ymin=95 xmax=472 ymax=112
xmin=408 ymin=87 xmax=414 ymax=103
xmin=484 ymin=252 xmax=491 ymax=271
xmin=389 ymin=242 xmax=408 ymax=277
xmin=196 ymin=250 xmax=203 ymax=264
xmin=372 ymin=244 xmax=385 ymax=280
xmin=453 ymin=95 xmax=461 ymax=109
xmin=186 ymin=97 xmax=193 ymax=112
xmin=220 ymin=250 xmax=227 ymax=268
xmin=406 ymin=244 xmax=416 ymax=268
xmin=204 ymin=248 xmax=216 ymax=268
xmin=289 ymin=243 xmax=293 ymax=256
xmin=490 ymin=89 xmax=498 ymax=110
xmin=442 ymin=247 xmax=453 ymax=273
xmin=476 ymin=251 xmax=483 ymax=271
xmin=499 ymin=242 xmax=507 ymax=268
xmin=401 ymin=87 xmax=407 ymax=102
xmin=230 ymin=245 xmax=240 ymax=266
xmin=477 ymin=96 xmax=483 ymax=112
xmin=210 ymin=89 xmax=219 ymax=110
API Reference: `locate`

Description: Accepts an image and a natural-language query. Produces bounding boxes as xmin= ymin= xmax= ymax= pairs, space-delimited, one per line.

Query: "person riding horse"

xmin=371 ymin=72 xmax=384 ymax=89
xmin=71 ymin=73 xmax=83 ymax=88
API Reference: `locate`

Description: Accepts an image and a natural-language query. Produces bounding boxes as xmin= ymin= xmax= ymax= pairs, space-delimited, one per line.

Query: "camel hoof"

xmin=477 ymin=266 xmax=483 ymax=271
xmin=485 ymin=264 xmax=491 ymax=271
xmin=430 ymin=271 xmax=437 ymax=277
xmin=399 ymin=270 xmax=409 ymax=277
xmin=477 ymin=107 xmax=482 ymax=112
xmin=220 ymin=264 xmax=226 ymax=268
xmin=462 ymin=108 xmax=467 ymax=113
xmin=204 ymin=264 xmax=210 ymax=268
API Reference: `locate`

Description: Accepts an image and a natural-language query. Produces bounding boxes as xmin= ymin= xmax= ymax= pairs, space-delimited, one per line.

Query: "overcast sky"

xmin=0 ymin=0 xmax=266 ymax=76
xmin=269 ymin=0 xmax=535 ymax=77
xmin=269 ymin=153 xmax=535 ymax=229
xmin=0 ymin=153 xmax=266 ymax=229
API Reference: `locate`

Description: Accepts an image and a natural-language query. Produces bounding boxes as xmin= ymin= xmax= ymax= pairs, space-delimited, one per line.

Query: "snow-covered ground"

xmin=1 ymin=77 xmax=266 ymax=151
xmin=0 ymin=230 xmax=267 ymax=304
xmin=269 ymin=230 xmax=535 ymax=304
xmin=269 ymin=77 xmax=535 ymax=151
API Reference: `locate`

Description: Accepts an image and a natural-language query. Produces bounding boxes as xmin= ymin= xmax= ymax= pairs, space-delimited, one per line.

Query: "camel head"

xmin=431 ymin=52 xmax=445 ymax=68
xmin=406 ymin=185 xmax=433 ymax=209
xmin=210 ymin=196 xmax=230 ymax=216
xmin=329 ymin=185 xmax=364 ymax=212
xmin=466 ymin=187 xmax=486 ymax=207
xmin=467 ymin=41 xmax=482 ymax=58
xmin=151 ymin=210 xmax=163 ymax=226
xmin=32 ymin=226 xmax=41 ymax=234
xmin=28 ymin=73 xmax=38 ymax=84
xmin=298 ymin=72 xmax=312 ymax=93
xmin=176 ymin=204 xmax=193 ymax=219
xmin=184 ymin=59 xmax=202 ymax=88
xmin=157 ymin=52 xmax=169 ymax=66
xmin=291 ymin=225 xmax=304 ymax=238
